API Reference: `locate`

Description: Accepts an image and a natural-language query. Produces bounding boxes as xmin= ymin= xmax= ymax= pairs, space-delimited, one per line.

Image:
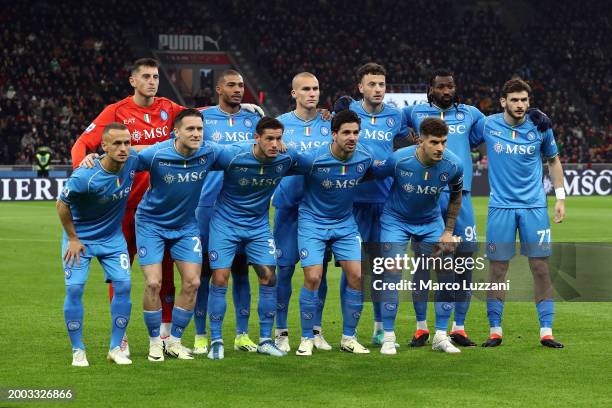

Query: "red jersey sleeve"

xmin=71 ymin=105 xmax=117 ymax=168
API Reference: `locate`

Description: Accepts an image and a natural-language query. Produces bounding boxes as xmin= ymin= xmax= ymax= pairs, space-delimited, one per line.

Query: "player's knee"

xmin=145 ymin=277 xmax=162 ymax=294
xmin=112 ymin=280 xmax=131 ymax=297
xmin=530 ymin=261 xmax=550 ymax=281
xmin=65 ymin=284 xmax=84 ymax=301
xmin=304 ymin=273 xmax=322 ymax=288
xmin=261 ymin=273 xmax=276 ymax=287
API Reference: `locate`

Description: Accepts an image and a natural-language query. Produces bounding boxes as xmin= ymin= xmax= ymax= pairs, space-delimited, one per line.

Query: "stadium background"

xmin=0 ymin=0 xmax=610 ymax=406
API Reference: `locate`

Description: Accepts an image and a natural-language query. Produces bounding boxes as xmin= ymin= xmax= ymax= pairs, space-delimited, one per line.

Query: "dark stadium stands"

xmin=0 ymin=0 xmax=609 ymax=164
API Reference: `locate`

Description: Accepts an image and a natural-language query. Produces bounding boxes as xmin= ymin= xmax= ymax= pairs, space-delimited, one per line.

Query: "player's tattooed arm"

xmin=548 ymin=155 xmax=565 ymax=223
xmin=434 ymin=189 xmax=462 ymax=255
xmin=444 ymin=189 xmax=462 ymax=234
xmin=56 ymin=200 xmax=86 ymax=267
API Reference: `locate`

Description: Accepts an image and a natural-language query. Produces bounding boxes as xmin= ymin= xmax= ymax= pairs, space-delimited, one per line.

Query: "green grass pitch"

xmin=0 ymin=197 xmax=611 ymax=407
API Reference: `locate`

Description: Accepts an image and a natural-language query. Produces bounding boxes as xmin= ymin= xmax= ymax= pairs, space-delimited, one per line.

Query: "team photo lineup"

xmin=57 ymin=56 xmax=569 ymax=367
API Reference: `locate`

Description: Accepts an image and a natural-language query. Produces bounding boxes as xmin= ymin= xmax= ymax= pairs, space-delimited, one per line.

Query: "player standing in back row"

xmin=193 ymin=70 xmax=261 ymax=355
xmin=273 ymin=72 xmax=333 ymax=352
xmin=470 ymin=79 xmax=565 ymax=349
xmin=402 ymin=69 xmax=553 ymax=348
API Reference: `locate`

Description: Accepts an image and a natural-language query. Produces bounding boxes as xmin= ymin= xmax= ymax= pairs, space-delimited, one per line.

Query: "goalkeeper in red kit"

xmin=71 ymin=58 xmax=264 ymax=355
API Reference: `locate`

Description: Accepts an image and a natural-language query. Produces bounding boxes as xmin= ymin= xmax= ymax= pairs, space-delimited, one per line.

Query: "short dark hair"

xmin=501 ymin=78 xmax=532 ymax=98
xmin=429 ymin=68 xmax=454 ymax=86
xmin=102 ymin=122 xmax=128 ymax=138
xmin=331 ymin=110 xmax=361 ymax=133
xmin=130 ymin=58 xmax=159 ymax=75
xmin=173 ymin=108 xmax=202 ymax=128
xmin=419 ymin=117 xmax=448 ymax=138
xmin=217 ymin=69 xmax=242 ymax=85
xmin=256 ymin=117 xmax=284 ymax=135
xmin=356 ymin=63 xmax=386 ymax=82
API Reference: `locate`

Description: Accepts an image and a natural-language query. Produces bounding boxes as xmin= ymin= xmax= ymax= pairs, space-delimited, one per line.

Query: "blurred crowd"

xmin=0 ymin=0 xmax=609 ymax=165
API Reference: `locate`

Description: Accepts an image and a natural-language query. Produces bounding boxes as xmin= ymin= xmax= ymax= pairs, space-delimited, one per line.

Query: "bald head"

xmin=291 ymin=72 xmax=320 ymax=110
xmin=292 ymin=72 xmax=317 ymax=90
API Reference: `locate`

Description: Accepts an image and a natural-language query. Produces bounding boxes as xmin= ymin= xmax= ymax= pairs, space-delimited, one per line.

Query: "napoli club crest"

xmin=138 ymin=247 xmax=147 ymax=257
xmin=244 ymin=118 xmax=253 ymax=128
xmin=456 ymin=112 xmax=465 ymax=121
xmin=386 ymin=117 xmax=395 ymax=128
xmin=160 ymin=110 xmax=168 ymax=121
xmin=357 ymin=163 xmax=365 ymax=173
xmin=208 ymin=251 xmax=219 ymax=261
xmin=527 ymin=131 xmax=536 ymax=141
xmin=439 ymin=172 xmax=449 ymax=182
xmin=299 ymin=248 xmax=309 ymax=259
xmin=321 ymin=126 xmax=329 ymax=136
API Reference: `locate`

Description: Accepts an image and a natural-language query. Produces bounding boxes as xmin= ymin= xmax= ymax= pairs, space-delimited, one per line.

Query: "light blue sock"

xmin=258 ymin=285 xmax=277 ymax=339
xmin=486 ymin=298 xmax=504 ymax=327
xmin=232 ymin=270 xmax=251 ymax=335
xmin=110 ymin=281 xmax=131 ymax=350
xmin=299 ymin=287 xmax=317 ymax=339
xmin=314 ymin=264 xmax=328 ymax=328
xmin=453 ymin=266 xmax=472 ymax=326
xmin=208 ymin=284 xmax=227 ymax=342
xmin=434 ymin=270 xmax=454 ymax=331
xmin=275 ymin=265 xmax=295 ymax=330
xmin=194 ymin=272 xmax=211 ymax=335
xmin=343 ymin=287 xmax=364 ymax=337
xmin=170 ymin=306 xmax=193 ymax=339
xmin=64 ymin=284 xmax=85 ymax=350
xmin=340 ymin=270 xmax=348 ymax=317
xmin=536 ymin=299 xmax=554 ymax=328
xmin=381 ymin=272 xmax=400 ymax=332
xmin=412 ymin=267 xmax=430 ymax=322
xmin=143 ymin=309 xmax=162 ymax=338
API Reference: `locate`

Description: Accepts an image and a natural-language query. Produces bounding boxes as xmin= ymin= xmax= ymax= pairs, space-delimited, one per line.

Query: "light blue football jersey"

xmin=213 ymin=143 xmax=299 ymax=228
xmin=293 ymin=144 xmax=375 ymax=228
xmin=272 ymin=111 xmax=332 ymax=209
xmin=59 ymin=151 xmax=140 ymax=241
xmin=197 ymin=106 xmax=261 ymax=207
xmin=374 ymin=145 xmax=463 ymax=224
xmin=470 ymin=113 xmax=558 ymax=208
xmin=350 ymin=100 xmax=406 ymax=203
xmin=403 ymin=103 xmax=484 ymax=192
xmin=136 ymin=139 xmax=222 ymax=228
